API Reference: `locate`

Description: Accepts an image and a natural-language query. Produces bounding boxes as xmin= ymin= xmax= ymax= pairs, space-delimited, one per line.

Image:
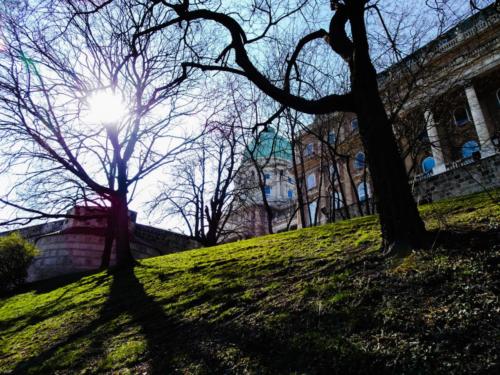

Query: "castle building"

xmin=227 ymin=127 xmax=297 ymax=239
xmin=297 ymin=4 xmax=500 ymax=227
xmin=233 ymin=5 xmax=500 ymax=238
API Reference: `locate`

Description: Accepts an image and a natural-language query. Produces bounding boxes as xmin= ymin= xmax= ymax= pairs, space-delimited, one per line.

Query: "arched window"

xmin=421 ymin=156 xmax=436 ymax=173
xmin=453 ymin=107 xmax=471 ymax=126
xmin=333 ymin=192 xmax=343 ymax=209
xmin=304 ymin=143 xmax=314 ymax=156
xmin=461 ymin=140 xmax=480 ymax=159
xmin=351 ymin=118 xmax=359 ymax=131
xmin=308 ymin=201 xmax=317 ymax=224
xmin=328 ymin=131 xmax=336 ymax=144
xmin=357 ymin=182 xmax=371 ymax=202
xmin=354 ymin=152 xmax=365 ymax=170
xmin=306 ymin=173 xmax=316 ymax=190
xmin=264 ymin=185 xmax=272 ymax=196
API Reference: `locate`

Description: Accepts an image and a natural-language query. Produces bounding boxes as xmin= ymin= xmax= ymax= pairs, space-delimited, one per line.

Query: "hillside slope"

xmin=1 ymin=191 xmax=499 ymax=374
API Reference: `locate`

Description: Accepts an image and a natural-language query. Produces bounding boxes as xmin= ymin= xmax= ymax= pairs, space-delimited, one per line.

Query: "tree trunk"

xmin=100 ymin=212 xmax=115 ymax=269
xmin=264 ymin=201 xmax=274 ymax=235
xmin=347 ymin=4 xmax=427 ymax=252
xmin=352 ymin=65 xmax=427 ymax=250
xmin=113 ymin=194 xmax=135 ymax=268
xmin=290 ymin=135 xmax=307 ymax=227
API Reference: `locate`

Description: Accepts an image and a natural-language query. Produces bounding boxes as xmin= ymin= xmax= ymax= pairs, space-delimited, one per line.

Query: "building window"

xmin=461 ymin=140 xmax=480 ymax=159
xmin=357 ymin=182 xmax=370 ymax=202
xmin=308 ymin=201 xmax=317 ymax=223
xmin=453 ymin=107 xmax=471 ymax=126
xmin=264 ymin=185 xmax=272 ymax=196
xmin=304 ymin=143 xmax=314 ymax=156
xmin=351 ymin=118 xmax=359 ymax=131
xmin=354 ymin=152 xmax=365 ymax=170
xmin=264 ymin=173 xmax=271 ymax=182
xmin=421 ymin=156 xmax=436 ymax=173
xmin=333 ymin=192 xmax=343 ymax=209
xmin=306 ymin=173 xmax=316 ymax=190
xmin=288 ymin=176 xmax=295 ymax=184
xmin=329 ymin=165 xmax=336 ymax=177
xmin=328 ymin=131 xmax=336 ymax=144
xmin=288 ymin=190 xmax=293 ymax=199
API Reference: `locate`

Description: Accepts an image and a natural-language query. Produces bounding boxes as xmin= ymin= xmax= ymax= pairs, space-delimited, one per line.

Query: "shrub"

xmin=0 ymin=232 xmax=38 ymax=293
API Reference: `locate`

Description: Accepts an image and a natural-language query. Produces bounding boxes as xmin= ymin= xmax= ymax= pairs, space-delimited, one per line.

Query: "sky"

xmin=0 ymin=0 xmax=495 ymax=234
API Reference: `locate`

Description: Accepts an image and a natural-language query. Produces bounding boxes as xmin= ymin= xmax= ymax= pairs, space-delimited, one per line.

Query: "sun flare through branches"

xmin=84 ymin=89 xmax=128 ymax=126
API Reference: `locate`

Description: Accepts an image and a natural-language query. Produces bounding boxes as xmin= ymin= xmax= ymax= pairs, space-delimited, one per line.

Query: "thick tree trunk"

xmin=353 ymin=66 xmax=427 ymax=250
xmin=346 ymin=3 xmax=427 ymax=252
xmin=204 ymin=214 xmax=219 ymax=247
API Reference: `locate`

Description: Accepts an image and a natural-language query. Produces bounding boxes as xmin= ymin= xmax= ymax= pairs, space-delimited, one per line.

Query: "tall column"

xmin=465 ymin=84 xmax=495 ymax=157
xmin=342 ymin=161 xmax=353 ymax=205
xmin=424 ymin=110 xmax=446 ymax=174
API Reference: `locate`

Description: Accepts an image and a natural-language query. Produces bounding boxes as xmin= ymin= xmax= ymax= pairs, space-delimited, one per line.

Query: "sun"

xmin=84 ymin=89 xmax=127 ymax=125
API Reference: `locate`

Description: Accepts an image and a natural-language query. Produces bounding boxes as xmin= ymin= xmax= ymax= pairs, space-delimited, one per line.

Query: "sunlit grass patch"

xmin=0 ymin=190 xmax=498 ymax=374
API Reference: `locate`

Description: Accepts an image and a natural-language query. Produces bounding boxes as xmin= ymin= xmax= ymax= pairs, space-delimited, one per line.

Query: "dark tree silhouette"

xmin=131 ymin=0 xmax=433 ymax=252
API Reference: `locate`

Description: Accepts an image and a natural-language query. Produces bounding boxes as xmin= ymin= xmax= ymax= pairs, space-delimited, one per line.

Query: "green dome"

xmin=245 ymin=127 xmax=292 ymax=162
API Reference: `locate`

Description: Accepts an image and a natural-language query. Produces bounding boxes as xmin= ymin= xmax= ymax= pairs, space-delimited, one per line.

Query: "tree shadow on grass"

xmin=9 ymin=266 xmax=224 ymax=374
xmin=429 ymin=228 xmax=499 ymax=253
xmin=9 ymin=261 xmax=373 ymax=374
xmin=0 ymin=273 xmax=109 ymax=335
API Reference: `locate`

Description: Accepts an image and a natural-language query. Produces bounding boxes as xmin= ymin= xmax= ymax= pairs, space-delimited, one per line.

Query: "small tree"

xmin=0 ymin=232 xmax=38 ymax=293
xmin=149 ymin=121 xmax=242 ymax=246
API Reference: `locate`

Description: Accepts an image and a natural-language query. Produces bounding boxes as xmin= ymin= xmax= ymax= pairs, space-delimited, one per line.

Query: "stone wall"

xmin=133 ymin=224 xmax=200 ymax=257
xmin=6 ymin=220 xmax=65 ymax=240
xmin=313 ymin=153 xmax=499 ymax=225
xmin=1 ymin=209 xmax=201 ymax=282
xmin=412 ymin=153 xmax=500 ymax=203
xmin=26 ymin=225 xmax=201 ymax=282
xmin=28 ymin=233 xmax=115 ymax=282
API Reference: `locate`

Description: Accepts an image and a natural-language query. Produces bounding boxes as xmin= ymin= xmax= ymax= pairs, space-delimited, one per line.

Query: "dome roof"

xmin=245 ymin=127 xmax=292 ymax=162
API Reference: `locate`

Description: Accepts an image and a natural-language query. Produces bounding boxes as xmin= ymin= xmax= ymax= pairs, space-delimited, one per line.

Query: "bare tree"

xmin=128 ymin=0 xmax=497 ymax=253
xmin=0 ymin=2 xmax=199 ymax=267
xmin=126 ymin=0 xmax=435 ymax=253
xmin=149 ymin=121 xmax=242 ymax=246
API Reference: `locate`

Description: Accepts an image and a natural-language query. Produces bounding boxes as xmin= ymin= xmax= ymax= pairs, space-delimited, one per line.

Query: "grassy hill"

xmin=1 ymin=191 xmax=499 ymax=374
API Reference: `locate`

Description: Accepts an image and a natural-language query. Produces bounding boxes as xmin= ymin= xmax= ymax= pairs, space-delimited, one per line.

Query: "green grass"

xmin=0 ymin=190 xmax=499 ymax=374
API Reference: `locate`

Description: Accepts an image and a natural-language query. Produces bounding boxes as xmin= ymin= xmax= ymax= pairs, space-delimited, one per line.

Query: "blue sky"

xmin=0 ymin=0 xmax=495 ymax=233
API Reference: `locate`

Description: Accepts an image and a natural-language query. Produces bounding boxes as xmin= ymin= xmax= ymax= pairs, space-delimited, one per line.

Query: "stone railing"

xmin=413 ymin=170 xmax=435 ymax=183
xmin=446 ymin=156 xmax=476 ymax=171
xmin=413 ymin=153 xmax=500 ymax=203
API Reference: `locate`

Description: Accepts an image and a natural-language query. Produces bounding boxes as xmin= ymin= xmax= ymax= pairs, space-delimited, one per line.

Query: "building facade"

xmin=232 ymin=5 xmax=500 ymax=237
xmin=297 ymin=4 xmax=500 ymax=227
xmin=227 ymin=127 xmax=297 ymax=240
